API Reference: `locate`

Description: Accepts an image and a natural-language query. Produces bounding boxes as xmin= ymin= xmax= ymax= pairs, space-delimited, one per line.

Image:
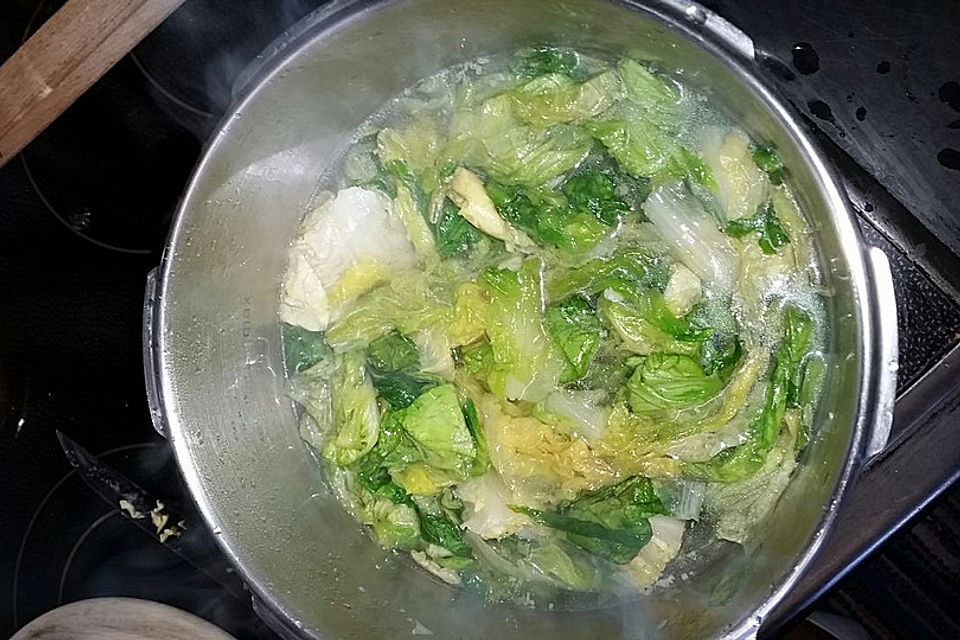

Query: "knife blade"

xmin=56 ymin=430 xmax=247 ymax=599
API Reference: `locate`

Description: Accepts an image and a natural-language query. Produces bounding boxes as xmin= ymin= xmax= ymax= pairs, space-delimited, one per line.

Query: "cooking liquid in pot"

xmin=277 ymin=47 xmax=826 ymax=606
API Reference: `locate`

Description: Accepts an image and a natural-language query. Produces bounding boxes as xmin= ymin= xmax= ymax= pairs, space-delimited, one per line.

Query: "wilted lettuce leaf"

xmin=599 ymin=295 xmax=699 ymax=358
xmin=475 ymin=260 xmax=567 ymax=402
xmin=524 ymin=540 xmax=598 ymax=590
xmin=469 ymin=533 xmax=598 ymax=596
xmin=449 ymin=167 xmax=534 ymax=250
xmin=354 ymin=418 xmax=415 ymax=505
xmin=365 ymin=329 xmax=437 ymax=408
xmin=585 ymin=119 xmax=713 ymax=188
xmin=370 ymin=371 xmax=438 ymax=409
xmin=536 ymin=388 xmax=610 ymax=442
xmin=546 ymin=249 xmax=671 ymax=301
xmin=367 ymin=330 xmax=420 ymax=372
xmin=401 ymin=384 xmax=477 ymax=477
xmin=643 ymin=181 xmax=739 ymax=292
xmin=751 ymin=143 xmax=785 ymax=185
xmin=626 ymin=353 xmax=724 ymax=413
xmin=612 ymin=288 xmax=713 ymax=343
xmin=281 ymin=323 xmax=330 ymax=373
xmin=393 ymin=181 xmax=440 ymax=264
xmin=545 ymin=294 xmax=603 ymax=382
xmin=574 ymin=339 xmax=635 ymax=396
xmin=325 ymin=272 xmax=453 ymax=352
xmin=512 ymin=46 xmax=585 ymax=79
xmin=328 ymin=350 xmax=380 ymax=467
xmin=435 ymin=198 xmax=487 ymax=257
xmin=512 ymin=476 xmax=668 ymax=564
xmin=686 ymin=297 xmax=742 ymax=380
xmin=699 ymin=338 xmax=743 ymax=381
xmin=508 ymin=70 xmax=621 ymax=127
xmin=486 ymin=180 xmax=607 ymax=252
xmin=444 ymin=92 xmax=592 ymax=187
xmin=415 ymin=495 xmax=472 ymax=558
xmin=616 ymin=58 xmax=680 ymax=131
xmin=384 ymin=159 xmax=429 ymax=214
xmin=701 ymin=128 xmax=769 ymax=223
xmin=581 ymin=59 xmax=714 ymax=187
xmin=562 ymin=169 xmax=628 ymax=225
xmin=688 ymin=307 xmax=813 ymax=482
xmin=477 ymin=393 xmax=618 ymax=504
xmin=725 ymin=201 xmax=791 ymax=255
xmin=366 ymin=495 xmax=421 ymax=550
xmin=463 ymin=399 xmax=489 ymax=476
xmin=455 ymin=339 xmax=495 ymax=380
xmin=622 ymin=515 xmax=686 ymax=588
xmin=377 ymin=118 xmax=443 ymax=177
xmin=597 ymin=288 xmax=710 ymax=362
xmin=705 ymin=418 xmax=799 ymax=543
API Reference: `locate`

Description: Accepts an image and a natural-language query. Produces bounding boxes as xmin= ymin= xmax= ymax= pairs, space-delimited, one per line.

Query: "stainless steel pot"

xmin=143 ymin=1 xmax=899 ymax=638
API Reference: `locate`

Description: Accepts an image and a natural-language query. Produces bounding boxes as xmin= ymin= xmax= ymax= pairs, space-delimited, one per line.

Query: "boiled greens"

xmin=281 ymin=47 xmax=826 ymax=604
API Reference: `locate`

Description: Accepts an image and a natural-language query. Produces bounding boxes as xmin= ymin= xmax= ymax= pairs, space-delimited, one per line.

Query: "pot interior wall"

xmin=158 ymin=1 xmax=864 ymax=638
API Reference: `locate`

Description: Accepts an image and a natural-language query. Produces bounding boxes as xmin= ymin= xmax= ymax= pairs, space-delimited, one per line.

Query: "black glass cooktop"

xmin=2 ymin=1 xmax=960 ymax=638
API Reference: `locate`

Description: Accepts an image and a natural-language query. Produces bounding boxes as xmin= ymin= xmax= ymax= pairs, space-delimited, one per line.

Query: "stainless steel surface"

xmin=143 ymin=266 xmax=166 ymax=437
xmin=147 ymin=1 xmax=896 ymax=638
xmin=661 ymin=0 xmax=755 ymax=60
xmin=862 ymin=248 xmax=897 ymax=462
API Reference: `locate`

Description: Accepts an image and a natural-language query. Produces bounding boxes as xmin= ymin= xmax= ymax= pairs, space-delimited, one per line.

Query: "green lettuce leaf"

xmin=584 ymin=119 xmax=713 ymax=187
xmin=401 ymin=384 xmax=477 ymax=477
xmin=616 ymin=58 xmax=680 ymax=131
xmin=281 ymin=323 xmax=330 ymax=373
xmin=485 ymin=180 xmax=607 ymax=251
xmin=365 ymin=329 xmax=437 ymax=409
xmin=546 ymin=249 xmax=671 ymax=301
xmin=463 ymin=399 xmax=489 ymax=476
xmin=751 ymin=143 xmax=785 ymax=185
xmin=325 ymin=273 xmax=452 ymax=352
xmin=511 ymin=476 xmax=668 ymax=564
xmin=476 ymin=260 xmax=567 ymax=402
xmin=512 ymin=46 xmax=585 ymax=79
xmin=414 ymin=495 xmax=472 ymax=557
xmin=455 ymin=339 xmax=495 ymax=380
xmin=562 ymin=169 xmax=629 ymax=225
xmin=705 ymin=416 xmax=799 ymax=543
xmin=367 ymin=496 xmax=421 ymax=550
xmin=545 ymin=294 xmax=603 ymax=382
xmin=582 ymin=59 xmax=713 ymax=187
xmin=725 ymin=201 xmax=790 ymax=255
xmin=597 ymin=288 xmax=711 ymax=360
xmin=688 ymin=307 xmax=813 ymax=482
xmin=508 ymin=70 xmax=621 ymax=127
xmin=384 ymin=159 xmax=429 ymax=213
xmin=687 ymin=297 xmax=743 ymax=381
xmin=599 ymin=295 xmax=700 ymax=357
xmin=367 ymin=329 xmax=419 ymax=372
xmin=444 ymin=92 xmax=592 ymax=187
xmin=328 ymin=350 xmax=380 ymax=467
xmin=435 ymin=198 xmax=487 ymax=257
xmin=377 ymin=118 xmax=443 ymax=177
xmin=369 ymin=371 xmax=438 ymax=409
xmin=626 ymin=353 xmax=724 ymax=413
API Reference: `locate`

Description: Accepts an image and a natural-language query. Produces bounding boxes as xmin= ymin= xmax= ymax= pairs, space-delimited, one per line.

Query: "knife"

xmin=56 ymin=430 xmax=247 ymax=600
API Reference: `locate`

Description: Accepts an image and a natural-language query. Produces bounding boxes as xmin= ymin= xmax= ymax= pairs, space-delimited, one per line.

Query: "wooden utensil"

xmin=10 ymin=597 xmax=239 ymax=640
xmin=0 ymin=0 xmax=185 ymax=169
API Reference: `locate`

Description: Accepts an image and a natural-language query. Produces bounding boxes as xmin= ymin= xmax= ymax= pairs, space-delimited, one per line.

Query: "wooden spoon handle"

xmin=0 ymin=0 xmax=185 ymax=168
